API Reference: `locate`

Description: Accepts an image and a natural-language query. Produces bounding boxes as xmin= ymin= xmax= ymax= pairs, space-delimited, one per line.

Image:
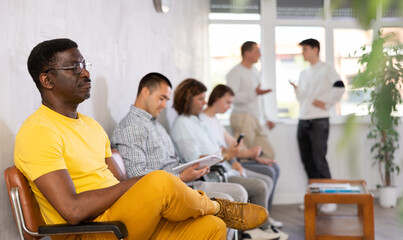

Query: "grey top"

xmin=226 ymin=63 xmax=268 ymax=120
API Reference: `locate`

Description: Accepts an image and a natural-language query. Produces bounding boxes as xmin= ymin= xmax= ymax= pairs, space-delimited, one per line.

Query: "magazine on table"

xmin=308 ymin=183 xmax=361 ymax=193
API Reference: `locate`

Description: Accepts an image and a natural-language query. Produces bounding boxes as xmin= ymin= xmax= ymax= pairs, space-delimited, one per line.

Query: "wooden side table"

xmin=304 ymin=179 xmax=374 ymax=240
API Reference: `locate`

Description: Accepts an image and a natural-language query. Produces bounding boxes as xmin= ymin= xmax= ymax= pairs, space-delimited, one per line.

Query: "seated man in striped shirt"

xmin=111 ymin=72 xmax=248 ymax=203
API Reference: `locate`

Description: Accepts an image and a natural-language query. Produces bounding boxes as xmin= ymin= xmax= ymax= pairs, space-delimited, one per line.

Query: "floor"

xmin=26 ymin=200 xmax=403 ymax=240
xmin=269 ymin=199 xmax=403 ymax=239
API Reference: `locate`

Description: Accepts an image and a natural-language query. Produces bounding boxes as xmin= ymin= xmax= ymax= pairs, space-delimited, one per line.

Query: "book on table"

xmin=172 ymin=151 xmax=223 ymax=174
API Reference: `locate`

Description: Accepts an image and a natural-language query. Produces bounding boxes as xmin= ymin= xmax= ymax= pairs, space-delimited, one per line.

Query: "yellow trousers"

xmin=55 ymin=171 xmax=226 ymax=240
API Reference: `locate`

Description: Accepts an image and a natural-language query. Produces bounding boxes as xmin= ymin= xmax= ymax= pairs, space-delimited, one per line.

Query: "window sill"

xmin=220 ymin=114 xmax=382 ymax=127
xmin=275 ymin=115 xmax=372 ymax=126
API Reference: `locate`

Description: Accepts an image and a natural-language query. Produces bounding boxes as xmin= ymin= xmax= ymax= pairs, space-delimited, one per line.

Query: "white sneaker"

xmin=279 ymin=232 xmax=289 ymax=240
xmin=269 ymin=226 xmax=289 ymax=240
xmin=320 ymin=203 xmax=337 ymax=213
xmin=298 ymin=203 xmax=304 ymax=211
xmin=244 ymin=228 xmax=280 ymax=240
xmin=268 ymin=217 xmax=283 ymax=228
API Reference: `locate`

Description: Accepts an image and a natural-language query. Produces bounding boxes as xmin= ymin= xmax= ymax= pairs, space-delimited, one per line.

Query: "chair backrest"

xmin=111 ymin=149 xmax=127 ymax=179
xmin=4 ymin=166 xmax=45 ymax=240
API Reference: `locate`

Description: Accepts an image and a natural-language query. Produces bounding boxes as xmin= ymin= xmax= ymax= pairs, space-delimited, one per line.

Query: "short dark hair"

xmin=173 ymin=78 xmax=207 ymax=115
xmin=241 ymin=41 xmax=257 ymax=57
xmin=299 ymin=38 xmax=320 ymax=52
xmin=137 ymin=72 xmax=172 ymax=96
xmin=207 ymin=84 xmax=235 ymax=107
xmin=27 ymin=38 xmax=78 ymax=92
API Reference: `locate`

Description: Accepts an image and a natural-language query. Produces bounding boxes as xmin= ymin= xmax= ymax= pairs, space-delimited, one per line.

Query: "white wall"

xmin=0 ymin=0 xmax=209 ymax=238
xmin=269 ymin=119 xmax=403 ymax=205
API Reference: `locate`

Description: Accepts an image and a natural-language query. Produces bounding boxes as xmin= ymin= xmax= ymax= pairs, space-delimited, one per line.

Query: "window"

xmin=275 ymin=26 xmax=325 ymax=118
xmin=380 ymin=27 xmax=403 ymax=115
xmin=210 ymin=0 xmax=260 ymax=14
xmin=208 ymin=1 xmax=262 ymax=123
xmin=209 ymin=24 xmax=261 ymax=88
xmin=277 ymin=0 xmax=324 ymax=19
xmin=208 ymin=0 xmax=403 ymax=120
xmin=330 ymin=0 xmax=357 ymax=19
xmin=381 ymin=27 xmax=403 ymax=42
xmin=209 ymin=0 xmax=261 ymax=20
xmin=382 ymin=0 xmax=403 ymax=19
xmin=333 ymin=29 xmax=373 ymax=115
xmin=208 ymin=23 xmax=261 ymax=122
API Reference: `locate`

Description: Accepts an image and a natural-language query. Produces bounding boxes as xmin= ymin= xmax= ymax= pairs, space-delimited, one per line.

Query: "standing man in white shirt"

xmin=290 ymin=38 xmax=345 ymax=212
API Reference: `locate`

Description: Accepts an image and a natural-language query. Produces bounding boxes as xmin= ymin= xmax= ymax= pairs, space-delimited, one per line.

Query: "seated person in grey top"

xmin=111 ymin=72 xmax=248 ymax=203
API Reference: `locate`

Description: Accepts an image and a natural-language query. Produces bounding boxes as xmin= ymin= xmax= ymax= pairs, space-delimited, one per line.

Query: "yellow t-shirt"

xmin=14 ymin=105 xmax=119 ymax=224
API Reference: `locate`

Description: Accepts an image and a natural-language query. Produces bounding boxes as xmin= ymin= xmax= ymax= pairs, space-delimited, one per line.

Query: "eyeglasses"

xmin=43 ymin=62 xmax=92 ymax=74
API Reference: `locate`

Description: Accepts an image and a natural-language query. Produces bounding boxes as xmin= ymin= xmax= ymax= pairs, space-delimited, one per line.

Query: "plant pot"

xmin=379 ymin=186 xmax=397 ymax=208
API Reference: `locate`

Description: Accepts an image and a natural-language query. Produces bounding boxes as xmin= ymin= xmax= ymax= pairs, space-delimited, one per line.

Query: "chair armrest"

xmin=210 ymin=165 xmax=228 ymax=182
xmin=210 ymin=165 xmax=226 ymax=176
xmin=38 ymin=221 xmax=128 ymax=239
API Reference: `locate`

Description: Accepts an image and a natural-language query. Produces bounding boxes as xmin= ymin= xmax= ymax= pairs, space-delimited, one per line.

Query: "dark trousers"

xmin=297 ymin=118 xmax=331 ymax=179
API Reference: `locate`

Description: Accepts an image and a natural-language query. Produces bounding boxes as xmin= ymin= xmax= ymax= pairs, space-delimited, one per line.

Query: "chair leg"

xmin=10 ymin=188 xmax=26 ymax=240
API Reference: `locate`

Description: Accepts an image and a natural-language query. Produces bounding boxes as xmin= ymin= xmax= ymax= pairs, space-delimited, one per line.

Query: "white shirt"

xmin=170 ymin=114 xmax=220 ymax=163
xmin=171 ymin=114 xmax=241 ymax=177
xmin=199 ymin=113 xmax=227 ymax=148
xmin=226 ymin=63 xmax=267 ymax=120
xmin=295 ymin=61 xmax=344 ymax=120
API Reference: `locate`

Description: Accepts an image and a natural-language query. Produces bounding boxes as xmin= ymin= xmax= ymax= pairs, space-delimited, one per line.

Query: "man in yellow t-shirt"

xmin=14 ymin=38 xmax=268 ymax=240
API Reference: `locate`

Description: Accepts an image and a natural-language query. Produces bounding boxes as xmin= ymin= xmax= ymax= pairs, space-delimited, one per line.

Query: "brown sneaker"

xmin=212 ymin=198 xmax=268 ymax=230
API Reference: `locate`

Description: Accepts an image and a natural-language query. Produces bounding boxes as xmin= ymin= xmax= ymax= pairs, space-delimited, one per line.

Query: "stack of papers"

xmin=309 ymin=183 xmax=361 ymax=193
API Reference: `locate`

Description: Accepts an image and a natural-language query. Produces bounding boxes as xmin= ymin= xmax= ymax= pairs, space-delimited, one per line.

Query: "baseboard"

xmin=272 ymin=189 xmax=403 ymax=205
xmin=272 ymin=193 xmax=304 ymax=205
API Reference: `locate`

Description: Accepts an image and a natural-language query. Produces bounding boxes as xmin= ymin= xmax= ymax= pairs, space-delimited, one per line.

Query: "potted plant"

xmin=352 ymin=31 xmax=402 ymax=208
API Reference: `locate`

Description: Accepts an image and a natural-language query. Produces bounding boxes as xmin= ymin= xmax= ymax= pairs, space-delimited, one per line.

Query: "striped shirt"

xmin=111 ymin=105 xmax=179 ymax=178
